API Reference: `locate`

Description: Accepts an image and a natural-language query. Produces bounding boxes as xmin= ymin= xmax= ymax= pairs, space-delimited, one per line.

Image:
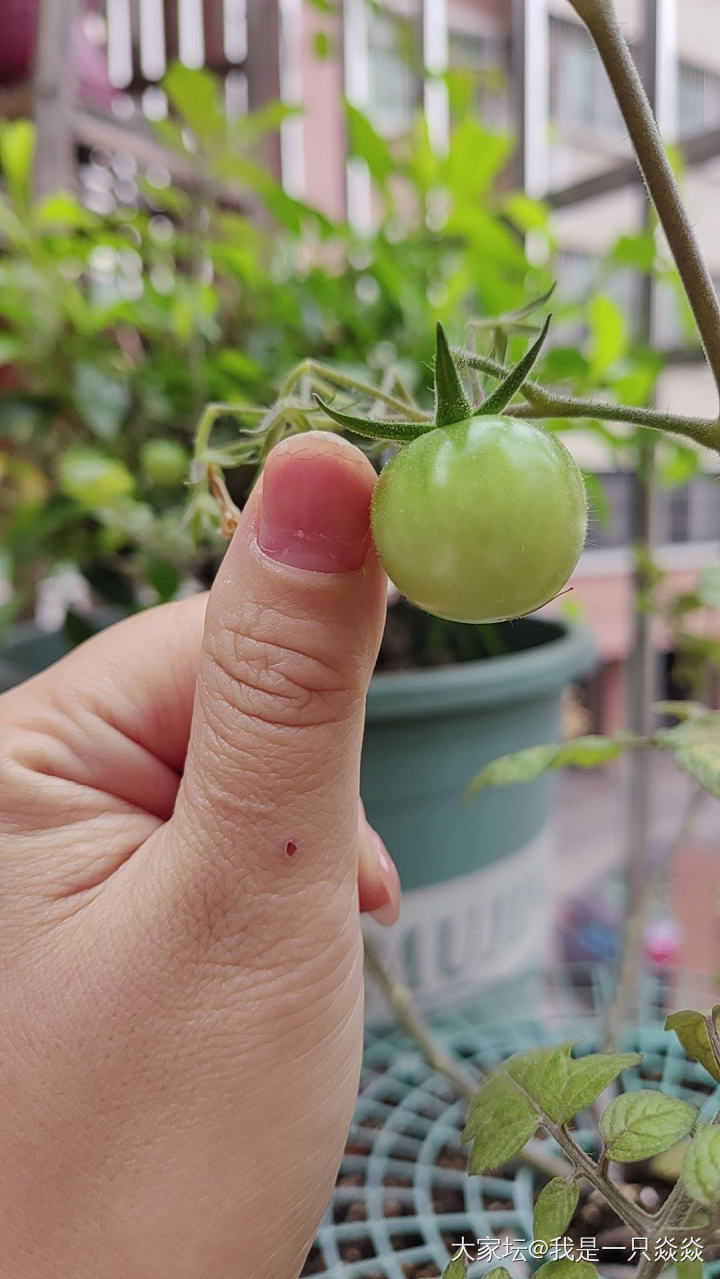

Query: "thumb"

xmin=167 ymin=431 xmax=388 ymax=927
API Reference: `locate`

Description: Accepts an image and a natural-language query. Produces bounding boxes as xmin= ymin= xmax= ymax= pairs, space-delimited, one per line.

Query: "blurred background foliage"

xmin=0 ymin=64 xmax=699 ymax=640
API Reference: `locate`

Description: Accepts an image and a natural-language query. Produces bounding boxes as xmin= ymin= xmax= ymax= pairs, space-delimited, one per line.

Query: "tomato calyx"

xmin=314 ymin=315 xmax=552 ymax=443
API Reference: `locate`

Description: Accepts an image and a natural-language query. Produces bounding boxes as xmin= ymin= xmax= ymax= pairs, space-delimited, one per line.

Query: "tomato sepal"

xmin=434 ymin=321 xmax=473 ymax=427
xmin=313 ymin=395 xmax=433 ymax=443
xmin=477 ymin=315 xmax=550 ymax=416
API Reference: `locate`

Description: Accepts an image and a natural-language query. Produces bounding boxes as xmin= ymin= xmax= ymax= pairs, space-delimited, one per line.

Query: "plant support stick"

xmin=568 ymin=0 xmax=720 ymax=406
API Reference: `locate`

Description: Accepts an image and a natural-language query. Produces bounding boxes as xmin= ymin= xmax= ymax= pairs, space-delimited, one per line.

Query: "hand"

xmin=0 ymin=432 xmax=399 ymax=1279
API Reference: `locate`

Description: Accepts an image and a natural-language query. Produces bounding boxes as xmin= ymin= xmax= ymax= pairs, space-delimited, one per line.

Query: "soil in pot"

xmin=376 ymin=600 xmax=564 ymax=672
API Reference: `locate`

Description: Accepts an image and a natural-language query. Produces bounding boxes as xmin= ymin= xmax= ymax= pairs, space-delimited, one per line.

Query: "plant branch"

xmin=363 ymin=934 xmax=478 ymax=1102
xmin=455 ymin=347 xmax=720 ymax=450
xmin=567 ymin=0 xmax=720 ymax=405
xmin=362 ymin=933 xmax=570 ymax=1180
xmin=546 ymin=1122 xmax=651 ymax=1234
xmin=280 ymin=359 xmax=431 ymax=421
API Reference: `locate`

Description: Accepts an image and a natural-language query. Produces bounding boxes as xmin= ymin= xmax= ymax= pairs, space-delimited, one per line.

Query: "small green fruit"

xmin=371 ymin=416 xmax=587 ymax=624
xmin=59 ymin=448 xmax=134 ymax=508
xmin=140 ymin=439 xmax=189 ymax=489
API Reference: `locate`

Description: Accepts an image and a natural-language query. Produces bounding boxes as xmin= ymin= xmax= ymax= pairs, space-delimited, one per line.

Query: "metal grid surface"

xmin=302 ymin=967 xmax=720 ymax=1279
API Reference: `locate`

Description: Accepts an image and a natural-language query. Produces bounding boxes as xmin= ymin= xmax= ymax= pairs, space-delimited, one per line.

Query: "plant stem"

xmin=567 ymin=0 xmax=720 ymax=406
xmin=363 ymin=934 xmax=478 ymax=1102
xmin=362 ymin=933 xmax=570 ymax=1180
xmin=547 ymin=1122 xmax=651 ymax=1234
xmin=280 ymin=359 xmax=431 ymax=420
xmin=454 ymin=347 xmax=720 ymax=450
xmin=194 ymin=401 xmax=265 ymax=456
xmin=508 ymin=400 xmax=720 ymax=449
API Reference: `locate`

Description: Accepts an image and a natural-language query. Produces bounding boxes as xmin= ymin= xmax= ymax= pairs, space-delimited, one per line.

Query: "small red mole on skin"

xmin=284 ymin=839 xmax=298 ymax=860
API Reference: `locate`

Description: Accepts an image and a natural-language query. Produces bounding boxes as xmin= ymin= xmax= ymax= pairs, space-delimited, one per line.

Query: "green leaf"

xmin=313 ymin=395 xmax=432 ymax=443
xmin=662 ymin=719 xmax=720 ymax=800
xmin=504 ymin=1042 xmax=575 ymax=1120
xmin=588 ymin=295 xmax=626 ymax=380
xmin=599 ymin=1091 xmax=697 ymax=1162
xmin=0 ymin=336 xmax=20 ymax=364
xmin=485 ymin=1269 xmax=512 ymax=1279
xmin=650 ymin=1137 xmax=690 ymax=1182
xmin=676 ymin=1260 xmax=703 ymax=1279
xmin=681 ymin=1126 xmax=720 ymax=1206
xmin=538 ymin=1262 xmax=598 ymax=1279
xmin=313 ymin=31 xmax=331 ymax=59
xmin=346 ymin=103 xmax=395 ymax=188
xmin=442 ymin=1258 xmax=470 ymax=1279
xmin=433 ymin=323 xmax=472 ymax=427
xmin=442 ymin=1260 xmax=468 ymax=1279
xmin=478 ymin=316 xmax=550 ymax=415
xmin=58 ymin=449 xmax=135 ymax=509
xmin=144 ymin=557 xmax=180 ymax=603
xmin=73 ymin=364 xmax=131 ymax=441
xmin=35 ymin=193 xmax=97 ymax=230
xmin=610 ymin=232 xmax=656 ymax=272
xmin=665 ymin=1010 xmax=720 ymax=1083
xmin=163 ymin=65 xmax=225 ymax=140
xmin=0 ymin=121 xmax=35 ymax=208
xmin=63 ymin=608 xmax=99 ymax=647
xmin=463 ymin=1071 xmax=538 ymax=1173
xmin=503 ymin=193 xmax=548 ymax=232
xmin=533 ymin=1178 xmax=580 ymax=1245
xmin=466 ymin=735 xmax=632 ymax=799
xmin=555 ymin=1052 xmax=642 ymax=1123
xmin=541 ymin=347 xmax=590 ymax=382
xmin=658 ymin=444 xmax=701 ymax=488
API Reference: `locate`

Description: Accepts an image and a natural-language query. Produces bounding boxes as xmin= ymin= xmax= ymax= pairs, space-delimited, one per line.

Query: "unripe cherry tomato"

xmin=371 ymin=416 xmax=587 ymax=623
xmin=140 ymin=439 xmax=189 ymax=489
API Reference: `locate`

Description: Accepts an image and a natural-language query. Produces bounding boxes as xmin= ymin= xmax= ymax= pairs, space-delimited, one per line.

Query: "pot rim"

xmin=367 ymin=615 xmax=595 ymax=722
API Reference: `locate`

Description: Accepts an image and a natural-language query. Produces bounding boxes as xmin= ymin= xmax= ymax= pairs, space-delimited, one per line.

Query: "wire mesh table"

xmin=302 ymin=966 xmax=720 ymax=1279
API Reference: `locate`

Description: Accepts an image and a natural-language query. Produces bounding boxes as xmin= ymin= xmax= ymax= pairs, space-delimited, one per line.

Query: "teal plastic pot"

xmin=361 ymin=617 xmax=595 ymax=1014
xmin=0 ymin=622 xmax=77 ymax=692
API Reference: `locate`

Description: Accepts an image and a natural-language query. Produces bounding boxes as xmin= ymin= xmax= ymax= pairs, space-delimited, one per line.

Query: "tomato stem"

xmin=456 ymin=346 xmax=720 ymax=452
xmin=568 ymin=0 xmax=720 ymax=409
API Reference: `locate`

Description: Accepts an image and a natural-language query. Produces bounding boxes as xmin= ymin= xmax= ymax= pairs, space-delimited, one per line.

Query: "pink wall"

xmin=300 ymin=5 xmax=347 ymax=221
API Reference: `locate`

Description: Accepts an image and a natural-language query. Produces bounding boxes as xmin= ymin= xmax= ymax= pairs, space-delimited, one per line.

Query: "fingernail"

xmin=370 ymin=837 xmax=401 ymax=928
xmin=258 ymin=443 xmax=371 ymax=573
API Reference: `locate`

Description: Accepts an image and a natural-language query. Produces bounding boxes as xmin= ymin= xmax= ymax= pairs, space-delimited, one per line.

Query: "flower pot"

xmin=0 ymin=620 xmax=76 ymax=693
xmin=361 ymin=617 xmax=595 ymax=1017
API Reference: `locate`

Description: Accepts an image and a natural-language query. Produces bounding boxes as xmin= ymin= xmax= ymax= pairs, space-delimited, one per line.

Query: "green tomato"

xmin=371 ymin=416 xmax=587 ymax=623
xmin=140 ymin=439 xmax=189 ymax=489
xmin=59 ymin=448 xmax=134 ymax=509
